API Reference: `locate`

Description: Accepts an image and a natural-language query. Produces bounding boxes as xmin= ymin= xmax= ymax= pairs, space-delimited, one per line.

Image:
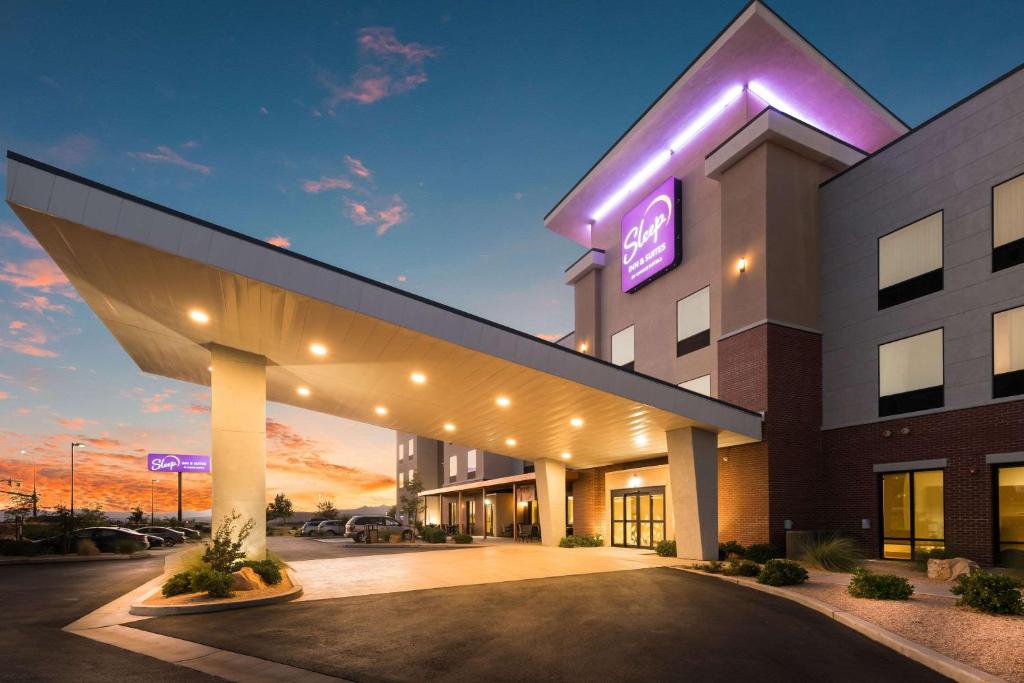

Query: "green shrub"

xmin=452 ymin=533 xmax=473 ymax=544
xmin=655 ymin=539 xmax=676 ymax=557
xmin=162 ymin=571 xmax=194 ymax=597
xmin=0 ymin=539 xmax=39 ymax=556
xmin=559 ymin=534 xmax=603 ymax=548
xmin=697 ymin=560 xmax=723 ymax=573
xmin=190 ymin=567 xmax=234 ymax=598
xmin=757 ymin=559 xmax=809 ymax=586
xmin=950 ymin=570 xmax=1023 ymax=615
xmin=745 ymin=543 xmax=781 ymax=564
xmin=238 ymin=559 xmax=283 ymax=585
xmin=802 ymin=534 xmax=861 ymax=572
xmin=77 ymin=539 xmax=101 ymax=556
xmin=723 ymin=559 xmax=761 ymax=577
xmin=719 ymin=540 xmax=745 ymax=559
xmin=420 ymin=525 xmax=447 ymax=544
xmin=202 ymin=511 xmax=254 ymax=572
xmin=847 ymin=569 xmax=914 ymax=600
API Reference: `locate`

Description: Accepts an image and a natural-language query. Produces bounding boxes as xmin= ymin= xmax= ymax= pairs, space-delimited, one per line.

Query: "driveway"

xmin=130 ymin=567 xmax=947 ymax=682
xmin=269 ymin=535 xmax=472 ymax=562
xmin=0 ymin=554 xmax=219 ymax=682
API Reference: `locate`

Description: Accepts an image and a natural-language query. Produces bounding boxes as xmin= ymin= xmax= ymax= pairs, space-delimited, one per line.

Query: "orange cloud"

xmin=14 ymin=294 xmax=71 ymax=315
xmin=0 ymin=226 xmax=42 ymax=250
xmin=141 ymin=389 xmax=176 ymax=413
xmin=1 ymin=320 xmax=57 ymax=358
xmin=128 ymin=145 xmax=211 ymax=175
xmin=0 ymin=258 xmax=77 ymax=299
xmin=344 ymin=155 xmax=373 ymax=179
xmin=266 ymin=235 xmax=291 ymax=248
xmin=57 ymin=417 xmax=96 ymax=429
xmin=302 ymin=176 xmax=353 ymax=193
xmin=320 ymin=27 xmax=440 ymax=107
xmin=343 ymin=195 xmax=408 ymax=235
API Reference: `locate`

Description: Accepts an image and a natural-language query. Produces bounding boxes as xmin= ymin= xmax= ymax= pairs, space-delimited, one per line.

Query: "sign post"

xmin=147 ymin=454 xmax=211 ymax=525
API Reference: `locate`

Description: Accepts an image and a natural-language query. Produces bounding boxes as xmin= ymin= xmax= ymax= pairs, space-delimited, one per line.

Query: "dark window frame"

xmin=610 ymin=323 xmax=636 ymax=372
xmin=992 ymin=305 xmax=1024 ymax=399
xmin=675 ymin=285 xmax=712 ymax=357
xmin=992 ymin=170 xmax=1024 ymax=273
xmin=877 ymin=327 xmax=945 ymax=417
xmin=877 ymin=467 xmax=946 ymax=560
xmin=877 ymin=210 xmax=944 ymax=310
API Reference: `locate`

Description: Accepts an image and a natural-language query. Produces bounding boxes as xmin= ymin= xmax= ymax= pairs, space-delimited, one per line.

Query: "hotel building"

xmin=7 ymin=2 xmax=1022 ymax=565
xmin=405 ymin=1 xmax=1024 ymax=565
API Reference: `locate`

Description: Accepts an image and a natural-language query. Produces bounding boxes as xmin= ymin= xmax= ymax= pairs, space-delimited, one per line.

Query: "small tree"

xmin=75 ymin=503 xmax=109 ymax=529
xmin=127 ymin=505 xmax=145 ymax=526
xmin=202 ymin=510 xmax=255 ymax=571
xmin=399 ymin=477 xmax=425 ymax=525
xmin=387 ymin=504 xmax=398 ymax=519
xmin=316 ymin=498 xmax=338 ymax=520
xmin=266 ymin=493 xmax=294 ymax=523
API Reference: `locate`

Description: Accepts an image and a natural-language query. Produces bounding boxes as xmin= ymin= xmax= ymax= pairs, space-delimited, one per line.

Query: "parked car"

xmin=344 ymin=516 xmax=412 ymax=542
xmin=315 ymin=520 xmax=346 ymax=536
xmin=135 ymin=526 xmax=186 ymax=546
xmin=34 ymin=527 xmax=150 ymax=554
xmin=171 ymin=527 xmax=201 ymax=541
xmin=299 ymin=518 xmax=327 ymax=536
xmin=135 ymin=531 xmax=166 ymax=548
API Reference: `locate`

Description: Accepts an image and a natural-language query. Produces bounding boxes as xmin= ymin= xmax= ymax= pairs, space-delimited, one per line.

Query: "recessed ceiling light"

xmin=634 ymin=434 xmax=648 ymax=446
xmin=310 ymin=343 xmax=327 ymax=357
xmin=570 ymin=417 xmax=584 ymax=427
xmin=297 ymin=386 xmax=311 ymax=397
xmin=505 ymin=437 xmax=517 ymax=447
xmin=496 ymin=396 xmax=511 ymax=408
xmin=374 ymin=406 xmax=388 ymax=416
xmin=189 ymin=309 xmax=210 ymax=324
xmin=443 ymin=423 xmax=456 ymax=433
xmin=410 ymin=372 xmax=427 ymax=385
xmin=561 ymin=452 xmax=572 ymax=460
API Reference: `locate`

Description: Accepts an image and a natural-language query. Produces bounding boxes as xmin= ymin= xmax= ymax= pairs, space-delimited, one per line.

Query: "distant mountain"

xmin=100 ymin=505 xmax=391 ymax=524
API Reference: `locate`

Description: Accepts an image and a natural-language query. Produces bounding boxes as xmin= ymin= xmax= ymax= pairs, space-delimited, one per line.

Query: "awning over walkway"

xmin=419 ymin=472 xmax=539 ymax=497
xmin=6 ymin=152 xmax=762 ymax=470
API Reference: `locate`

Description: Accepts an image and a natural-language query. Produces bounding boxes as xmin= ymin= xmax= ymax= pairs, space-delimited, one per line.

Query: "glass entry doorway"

xmin=611 ymin=486 xmax=666 ymax=548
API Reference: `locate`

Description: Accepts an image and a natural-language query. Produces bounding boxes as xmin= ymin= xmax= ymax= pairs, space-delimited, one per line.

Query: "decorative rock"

xmin=230 ymin=566 xmax=266 ymax=591
xmin=927 ymin=557 xmax=979 ymax=581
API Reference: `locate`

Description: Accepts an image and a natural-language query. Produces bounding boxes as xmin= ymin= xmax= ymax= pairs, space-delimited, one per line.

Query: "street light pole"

xmin=70 ymin=442 xmax=84 ymax=529
xmin=151 ymin=479 xmax=156 ymax=525
xmin=21 ymin=449 xmax=35 ymax=519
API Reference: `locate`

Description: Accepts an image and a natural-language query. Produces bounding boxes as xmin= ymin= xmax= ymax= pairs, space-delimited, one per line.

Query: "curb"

xmin=0 ymin=551 xmax=152 ymax=566
xmin=129 ymin=569 xmax=303 ymax=617
xmin=672 ymin=566 xmax=1005 ymax=683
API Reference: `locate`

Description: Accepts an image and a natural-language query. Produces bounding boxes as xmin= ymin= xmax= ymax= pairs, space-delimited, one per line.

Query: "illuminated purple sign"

xmin=147 ymin=453 xmax=211 ymax=473
xmin=620 ymin=176 xmax=682 ymax=293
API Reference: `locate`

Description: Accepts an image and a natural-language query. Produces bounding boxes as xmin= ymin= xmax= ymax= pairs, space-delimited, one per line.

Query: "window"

xmin=407 ymin=438 xmax=415 ymax=459
xmin=679 ymin=374 xmax=711 ymax=396
xmin=398 ymin=472 xmax=404 ymax=487
xmin=448 ymin=455 xmax=457 ymax=483
xmin=407 ymin=469 xmax=414 ymax=484
xmin=880 ymin=469 xmax=944 ymax=560
xmin=993 ymin=173 xmax=1024 ymax=272
xmin=878 ymin=212 xmax=943 ymax=309
xmin=878 ymin=329 xmax=943 ymax=416
xmin=997 ymin=465 xmax=1024 ymax=566
xmin=611 ymin=325 xmax=635 ymax=371
xmin=676 ymin=286 xmax=710 ymax=356
xmin=398 ymin=443 xmax=404 ymax=462
xmin=467 ymin=450 xmax=477 ymax=478
xmin=994 ymin=306 xmax=1024 ymax=398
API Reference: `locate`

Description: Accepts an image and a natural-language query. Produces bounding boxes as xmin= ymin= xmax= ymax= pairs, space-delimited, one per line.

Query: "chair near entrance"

xmin=517 ymin=524 xmax=540 ymax=542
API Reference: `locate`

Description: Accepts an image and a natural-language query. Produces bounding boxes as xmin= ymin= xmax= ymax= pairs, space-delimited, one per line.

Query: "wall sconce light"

xmin=783 ymin=519 xmax=793 ymax=530
xmin=737 ymin=257 xmax=748 ymax=274
xmin=900 ymin=427 xmax=911 ymax=436
xmin=882 ymin=429 xmax=892 ymax=438
xmin=578 ymin=341 xmax=589 ymax=353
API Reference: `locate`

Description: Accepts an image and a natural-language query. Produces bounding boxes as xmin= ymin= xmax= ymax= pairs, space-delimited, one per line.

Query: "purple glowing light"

xmin=591 ymin=84 xmax=744 ymax=223
xmin=747 ymin=80 xmax=827 ymax=136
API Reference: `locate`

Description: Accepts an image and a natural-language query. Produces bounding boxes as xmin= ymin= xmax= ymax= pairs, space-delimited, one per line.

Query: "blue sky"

xmin=1 ymin=0 xmax=1022 ymax=513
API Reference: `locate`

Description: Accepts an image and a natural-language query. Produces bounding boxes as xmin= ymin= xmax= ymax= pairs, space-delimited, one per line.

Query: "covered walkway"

xmin=6 ymin=151 xmax=762 ymax=560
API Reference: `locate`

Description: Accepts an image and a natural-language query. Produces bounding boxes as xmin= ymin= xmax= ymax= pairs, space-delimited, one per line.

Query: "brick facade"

xmin=822 ymin=400 xmax=1024 ymax=566
xmin=718 ymin=441 xmax=769 ymax=546
xmin=571 ymin=457 xmax=667 ymax=539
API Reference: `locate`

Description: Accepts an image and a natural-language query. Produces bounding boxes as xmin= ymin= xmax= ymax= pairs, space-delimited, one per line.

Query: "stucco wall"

xmin=819 ymin=68 xmax=1024 ymax=429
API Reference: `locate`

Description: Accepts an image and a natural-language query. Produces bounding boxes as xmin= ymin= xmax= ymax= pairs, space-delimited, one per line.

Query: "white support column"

xmin=534 ymin=458 xmax=566 ymax=547
xmin=210 ymin=344 xmax=267 ymax=559
xmin=667 ymin=427 xmax=718 ymax=560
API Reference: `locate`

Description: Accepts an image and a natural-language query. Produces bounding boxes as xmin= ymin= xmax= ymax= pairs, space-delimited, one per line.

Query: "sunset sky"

xmin=1 ymin=1 xmax=1022 ymax=515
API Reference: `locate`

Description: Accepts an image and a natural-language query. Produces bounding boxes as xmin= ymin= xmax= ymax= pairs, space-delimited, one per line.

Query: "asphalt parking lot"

xmin=268 ymin=534 xmax=474 ymax=561
xmin=131 ymin=566 xmax=949 ymax=682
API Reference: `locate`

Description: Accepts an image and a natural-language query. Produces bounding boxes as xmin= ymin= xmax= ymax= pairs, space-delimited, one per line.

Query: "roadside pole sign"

xmin=147 ymin=454 xmax=211 ymax=523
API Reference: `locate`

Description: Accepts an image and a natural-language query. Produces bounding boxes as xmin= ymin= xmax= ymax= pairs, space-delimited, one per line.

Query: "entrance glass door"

xmin=611 ymin=486 xmax=666 ymax=548
xmin=485 ymin=498 xmax=494 ymax=536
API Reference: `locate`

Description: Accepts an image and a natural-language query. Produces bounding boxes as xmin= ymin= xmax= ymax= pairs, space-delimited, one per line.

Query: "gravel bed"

xmin=787 ymin=581 xmax=1024 ymax=682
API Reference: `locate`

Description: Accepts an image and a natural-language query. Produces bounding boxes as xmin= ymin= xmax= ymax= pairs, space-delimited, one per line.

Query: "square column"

xmin=667 ymin=427 xmax=718 ymax=560
xmin=210 ymin=344 xmax=267 ymax=558
xmin=534 ymin=458 xmax=566 ymax=547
